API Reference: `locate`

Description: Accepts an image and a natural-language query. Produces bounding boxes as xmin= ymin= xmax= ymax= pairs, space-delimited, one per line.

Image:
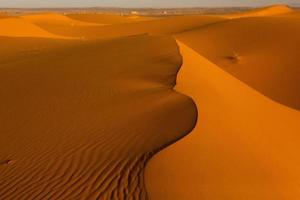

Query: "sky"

xmin=0 ymin=0 xmax=299 ymax=8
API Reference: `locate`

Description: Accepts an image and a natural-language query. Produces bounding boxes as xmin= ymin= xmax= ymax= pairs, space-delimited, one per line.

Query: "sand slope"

xmin=21 ymin=13 xmax=104 ymax=39
xmin=0 ymin=17 xmax=66 ymax=38
xmin=227 ymin=5 xmax=293 ymax=18
xmin=176 ymin=15 xmax=300 ymax=110
xmin=22 ymin=13 xmax=102 ymax=26
xmin=30 ymin=15 xmax=225 ymax=39
xmin=67 ymin=13 xmax=156 ymax=24
xmin=1 ymin=5 xmax=299 ymax=200
xmin=0 ymin=35 xmax=196 ymax=199
xmin=146 ymin=42 xmax=300 ymax=200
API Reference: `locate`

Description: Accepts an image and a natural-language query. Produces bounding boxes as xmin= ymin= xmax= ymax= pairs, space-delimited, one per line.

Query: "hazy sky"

xmin=0 ymin=0 xmax=299 ymax=8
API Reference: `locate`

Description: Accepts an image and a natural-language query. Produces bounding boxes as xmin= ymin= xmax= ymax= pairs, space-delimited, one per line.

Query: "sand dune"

xmin=0 ymin=36 xmax=77 ymax=65
xmin=30 ymin=15 xmax=225 ymax=39
xmin=0 ymin=35 xmax=196 ymax=199
xmin=227 ymin=5 xmax=293 ymax=18
xmin=20 ymin=13 xmax=104 ymax=39
xmin=146 ymin=5 xmax=300 ymax=199
xmin=176 ymin=15 xmax=300 ymax=110
xmin=67 ymin=13 xmax=156 ymax=24
xmin=0 ymin=4 xmax=299 ymax=200
xmin=146 ymin=41 xmax=300 ymax=200
xmin=0 ymin=17 xmax=67 ymax=38
xmin=22 ymin=13 xmax=102 ymax=26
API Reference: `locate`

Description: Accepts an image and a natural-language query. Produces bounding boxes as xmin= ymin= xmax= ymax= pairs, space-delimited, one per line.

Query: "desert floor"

xmin=0 ymin=4 xmax=300 ymax=200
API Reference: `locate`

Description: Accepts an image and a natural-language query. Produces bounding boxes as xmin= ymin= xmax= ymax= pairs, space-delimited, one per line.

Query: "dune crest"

xmin=228 ymin=5 xmax=293 ymax=18
xmin=67 ymin=13 xmax=156 ymax=25
xmin=1 ymin=6 xmax=299 ymax=200
xmin=0 ymin=17 xmax=68 ymax=38
xmin=22 ymin=13 xmax=103 ymax=26
xmin=176 ymin=15 xmax=300 ymax=110
xmin=146 ymin=41 xmax=300 ymax=200
xmin=0 ymin=35 xmax=197 ymax=200
xmin=34 ymin=15 xmax=225 ymax=39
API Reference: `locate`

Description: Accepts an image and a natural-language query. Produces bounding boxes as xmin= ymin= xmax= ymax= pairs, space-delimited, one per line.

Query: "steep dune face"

xmin=1 ymin=6 xmax=299 ymax=200
xmin=0 ymin=35 xmax=197 ymax=199
xmin=146 ymin=42 xmax=300 ymax=200
xmin=176 ymin=16 xmax=300 ymax=110
xmin=146 ymin=6 xmax=300 ymax=200
xmin=0 ymin=17 xmax=66 ymax=38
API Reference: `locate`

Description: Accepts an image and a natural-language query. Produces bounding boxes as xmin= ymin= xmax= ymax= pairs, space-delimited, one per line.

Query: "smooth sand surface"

xmin=67 ymin=14 xmax=157 ymax=24
xmin=20 ymin=13 xmax=105 ymax=39
xmin=26 ymin=15 xmax=225 ymax=39
xmin=22 ymin=13 xmax=103 ymax=26
xmin=227 ymin=5 xmax=293 ymax=18
xmin=146 ymin=5 xmax=300 ymax=199
xmin=0 ymin=4 xmax=299 ymax=200
xmin=176 ymin=14 xmax=300 ymax=110
xmin=146 ymin=42 xmax=300 ymax=200
xmin=0 ymin=17 xmax=67 ymax=38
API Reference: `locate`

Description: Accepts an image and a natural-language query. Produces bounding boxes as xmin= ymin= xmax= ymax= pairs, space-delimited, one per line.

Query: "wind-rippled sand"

xmin=0 ymin=33 xmax=197 ymax=199
xmin=0 ymin=4 xmax=300 ymax=200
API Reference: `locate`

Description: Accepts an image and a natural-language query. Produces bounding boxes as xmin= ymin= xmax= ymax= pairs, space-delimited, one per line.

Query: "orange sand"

xmin=22 ymin=13 xmax=103 ymax=26
xmin=176 ymin=14 xmax=300 ymax=110
xmin=0 ymin=4 xmax=299 ymax=200
xmin=146 ymin=42 xmax=300 ymax=200
xmin=0 ymin=35 xmax=196 ymax=199
xmin=147 ymin=5 xmax=300 ymax=200
xmin=67 ymin=13 xmax=157 ymax=24
xmin=0 ymin=17 xmax=67 ymax=38
xmin=226 ymin=5 xmax=293 ymax=18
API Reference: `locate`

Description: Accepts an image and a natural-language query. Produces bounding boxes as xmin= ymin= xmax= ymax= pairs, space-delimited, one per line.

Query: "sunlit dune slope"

xmin=67 ymin=13 xmax=156 ymax=24
xmin=227 ymin=5 xmax=293 ymax=18
xmin=20 ymin=13 xmax=104 ymax=38
xmin=32 ymin=15 xmax=225 ymax=39
xmin=22 ymin=13 xmax=102 ymax=26
xmin=176 ymin=16 xmax=300 ymax=110
xmin=0 ymin=35 xmax=197 ymax=200
xmin=146 ymin=42 xmax=300 ymax=200
xmin=1 ymin=6 xmax=299 ymax=200
xmin=0 ymin=17 xmax=67 ymax=38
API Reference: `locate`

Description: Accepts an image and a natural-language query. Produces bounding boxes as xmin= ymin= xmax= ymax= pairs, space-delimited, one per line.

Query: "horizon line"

xmin=0 ymin=4 xmax=298 ymax=10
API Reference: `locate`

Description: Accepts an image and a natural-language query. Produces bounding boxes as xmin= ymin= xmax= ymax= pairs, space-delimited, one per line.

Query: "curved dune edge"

xmin=27 ymin=15 xmax=225 ymax=39
xmin=0 ymin=35 xmax=197 ymax=200
xmin=0 ymin=17 xmax=72 ymax=39
xmin=0 ymin=5 xmax=299 ymax=200
xmin=176 ymin=12 xmax=300 ymax=111
xmin=145 ymin=41 xmax=300 ymax=200
xmin=21 ymin=13 xmax=104 ymax=26
xmin=226 ymin=5 xmax=293 ymax=18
